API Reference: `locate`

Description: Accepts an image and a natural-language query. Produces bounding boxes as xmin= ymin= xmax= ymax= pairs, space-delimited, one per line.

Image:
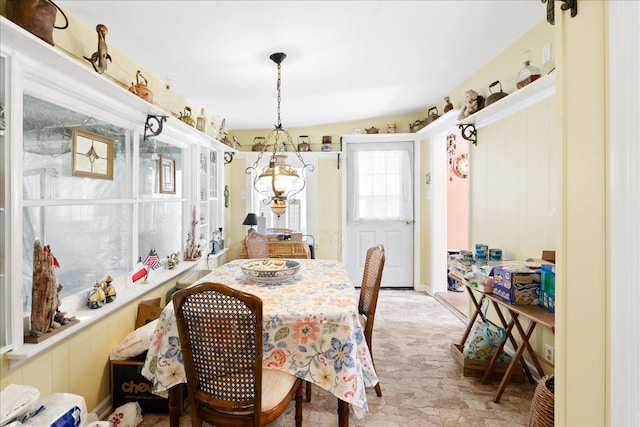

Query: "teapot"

xmin=7 ymin=0 xmax=69 ymax=46
xmin=128 ymin=70 xmax=153 ymax=103
xmin=365 ymin=127 xmax=379 ymax=134
xmin=485 ymin=80 xmax=509 ymax=107
xmin=252 ymin=137 xmax=266 ymax=152
xmin=297 ymin=135 xmax=311 ymax=152
xmin=178 ymin=107 xmax=195 ymax=127
xmin=424 ymin=107 xmax=440 ymax=125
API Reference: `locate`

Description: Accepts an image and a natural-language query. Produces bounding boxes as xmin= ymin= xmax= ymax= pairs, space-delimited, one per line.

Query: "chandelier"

xmin=245 ymin=52 xmax=314 ymax=218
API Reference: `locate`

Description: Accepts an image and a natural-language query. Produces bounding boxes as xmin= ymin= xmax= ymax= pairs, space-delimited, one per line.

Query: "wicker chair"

xmin=246 ymin=231 xmax=270 ymax=259
xmin=305 ymin=244 xmax=386 ymax=401
xmin=173 ymin=282 xmax=303 ymax=427
xmin=359 ymin=244 xmax=386 ymax=397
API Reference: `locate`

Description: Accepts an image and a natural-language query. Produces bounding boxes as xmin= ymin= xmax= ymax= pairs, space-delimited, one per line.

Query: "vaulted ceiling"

xmin=56 ymin=1 xmax=543 ymax=130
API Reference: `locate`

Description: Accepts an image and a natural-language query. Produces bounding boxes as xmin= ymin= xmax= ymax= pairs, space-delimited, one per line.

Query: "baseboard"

xmin=91 ymin=395 xmax=113 ymax=421
xmin=501 ymin=346 xmax=544 ymax=383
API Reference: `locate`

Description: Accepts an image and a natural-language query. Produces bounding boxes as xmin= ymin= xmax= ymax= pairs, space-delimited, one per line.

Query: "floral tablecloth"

xmin=141 ymin=259 xmax=378 ymax=418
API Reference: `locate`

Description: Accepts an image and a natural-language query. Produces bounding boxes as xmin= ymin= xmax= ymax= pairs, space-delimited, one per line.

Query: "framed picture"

xmin=72 ymin=128 xmax=114 ymax=180
xmin=159 ymin=154 xmax=176 ymax=194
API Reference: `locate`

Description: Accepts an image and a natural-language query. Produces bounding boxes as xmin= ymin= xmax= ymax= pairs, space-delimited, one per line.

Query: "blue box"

xmin=540 ymin=264 xmax=555 ymax=312
xmin=492 ymin=266 xmax=540 ymax=305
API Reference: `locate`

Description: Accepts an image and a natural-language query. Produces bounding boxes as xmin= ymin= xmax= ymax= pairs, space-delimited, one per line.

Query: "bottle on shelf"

xmin=516 ymin=50 xmax=541 ymax=90
xmin=196 ymin=108 xmax=207 ymax=133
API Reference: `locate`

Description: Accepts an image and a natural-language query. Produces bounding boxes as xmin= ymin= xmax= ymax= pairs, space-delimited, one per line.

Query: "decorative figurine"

xmin=457 ymin=89 xmax=485 ymax=120
xmin=104 ymin=275 xmax=116 ymax=303
xmin=386 ymin=123 xmax=397 ymax=133
xmin=166 ymin=253 xmax=179 ymax=270
xmin=443 ymin=96 xmax=454 ymax=113
xmin=83 ymin=24 xmax=111 ymax=74
xmin=30 ymin=241 xmax=61 ymax=337
xmin=184 ymin=206 xmax=202 ymax=261
xmin=87 ymin=281 xmax=106 ymax=309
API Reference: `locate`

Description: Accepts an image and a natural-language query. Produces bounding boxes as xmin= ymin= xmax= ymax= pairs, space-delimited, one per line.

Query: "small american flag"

xmin=143 ymin=249 xmax=161 ymax=270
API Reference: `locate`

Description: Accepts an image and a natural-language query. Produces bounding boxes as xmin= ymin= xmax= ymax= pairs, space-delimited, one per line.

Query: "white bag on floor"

xmin=106 ymin=402 xmax=142 ymax=427
xmin=19 ymin=393 xmax=87 ymax=427
xmin=0 ymin=384 xmax=40 ymax=427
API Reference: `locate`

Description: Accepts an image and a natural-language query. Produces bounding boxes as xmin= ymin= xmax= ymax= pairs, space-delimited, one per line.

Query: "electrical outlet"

xmin=545 ymin=344 xmax=554 ymax=363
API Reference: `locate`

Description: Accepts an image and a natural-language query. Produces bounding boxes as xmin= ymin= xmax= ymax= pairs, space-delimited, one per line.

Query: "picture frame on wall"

xmin=159 ymin=154 xmax=176 ymax=194
xmin=72 ymin=128 xmax=114 ymax=180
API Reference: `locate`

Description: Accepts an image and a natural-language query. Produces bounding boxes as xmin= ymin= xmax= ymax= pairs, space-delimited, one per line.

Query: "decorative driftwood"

xmin=30 ymin=240 xmax=60 ymax=337
xmin=184 ymin=205 xmax=201 ymax=261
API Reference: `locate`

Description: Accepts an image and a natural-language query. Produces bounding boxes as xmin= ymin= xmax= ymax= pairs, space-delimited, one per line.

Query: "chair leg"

xmin=305 ymin=381 xmax=312 ymax=402
xmin=295 ymin=381 xmax=303 ymax=427
xmin=374 ymin=381 xmax=382 ymax=397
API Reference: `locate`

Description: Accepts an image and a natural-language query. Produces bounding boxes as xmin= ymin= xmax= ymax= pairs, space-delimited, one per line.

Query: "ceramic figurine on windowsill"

xmin=87 ymin=281 xmax=106 ymax=309
xmin=104 ymin=275 xmax=116 ymax=303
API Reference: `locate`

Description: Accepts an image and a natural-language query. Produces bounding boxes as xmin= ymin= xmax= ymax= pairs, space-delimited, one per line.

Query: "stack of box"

xmin=492 ymin=265 xmax=541 ymax=305
xmin=540 ymin=264 xmax=556 ymax=312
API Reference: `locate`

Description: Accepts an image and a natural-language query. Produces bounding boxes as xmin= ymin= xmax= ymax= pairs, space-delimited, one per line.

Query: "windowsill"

xmin=5 ymin=260 xmax=200 ymax=366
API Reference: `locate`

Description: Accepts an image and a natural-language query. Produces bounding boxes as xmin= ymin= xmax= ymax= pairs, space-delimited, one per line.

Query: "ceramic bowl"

xmin=241 ymin=259 xmax=300 ymax=283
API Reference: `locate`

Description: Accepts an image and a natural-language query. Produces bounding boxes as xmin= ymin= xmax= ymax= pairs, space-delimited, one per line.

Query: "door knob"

xmin=405 ymin=220 xmax=415 ymax=225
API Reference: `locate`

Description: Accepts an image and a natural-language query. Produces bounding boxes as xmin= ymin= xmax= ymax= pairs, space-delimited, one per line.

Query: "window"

xmin=246 ymin=152 xmax=317 ymax=237
xmin=351 ymin=150 xmax=412 ymax=221
xmin=250 ymin=170 xmax=306 ymax=232
xmin=20 ymin=95 xmax=185 ymax=306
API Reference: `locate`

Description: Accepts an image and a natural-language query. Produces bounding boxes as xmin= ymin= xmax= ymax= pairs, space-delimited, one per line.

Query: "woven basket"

xmin=529 ymin=375 xmax=554 ymax=427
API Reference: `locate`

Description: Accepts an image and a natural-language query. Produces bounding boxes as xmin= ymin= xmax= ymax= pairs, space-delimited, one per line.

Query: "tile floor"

xmin=139 ymin=290 xmax=537 ymax=426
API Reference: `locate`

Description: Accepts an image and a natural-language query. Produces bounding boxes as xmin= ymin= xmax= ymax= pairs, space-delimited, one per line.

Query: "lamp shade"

xmin=242 ymin=213 xmax=258 ymax=226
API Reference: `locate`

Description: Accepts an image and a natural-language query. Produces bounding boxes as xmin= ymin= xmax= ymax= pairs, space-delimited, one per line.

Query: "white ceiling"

xmin=56 ymin=1 xmax=543 ymax=130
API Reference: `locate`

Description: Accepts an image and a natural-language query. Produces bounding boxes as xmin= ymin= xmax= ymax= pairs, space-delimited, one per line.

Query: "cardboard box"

xmin=110 ymin=353 xmax=188 ymax=414
xmin=135 ymin=298 xmax=162 ymax=329
xmin=492 ymin=266 xmax=540 ymax=305
xmin=540 ymin=264 xmax=556 ymax=312
xmin=450 ymin=343 xmax=524 ymax=382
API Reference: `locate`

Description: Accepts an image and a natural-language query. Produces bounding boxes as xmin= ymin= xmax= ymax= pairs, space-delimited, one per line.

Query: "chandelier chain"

xmin=276 ymin=62 xmax=282 ymax=128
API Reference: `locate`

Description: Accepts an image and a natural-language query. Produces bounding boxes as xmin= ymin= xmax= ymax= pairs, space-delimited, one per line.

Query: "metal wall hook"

xmin=144 ymin=114 xmax=167 ymax=140
xmin=224 ymin=152 xmax=234 ymax=165
xmin=458 ymin=123 xmax=477 ymax=146
xmin=542 ymin=0 xmax=578 ymax=25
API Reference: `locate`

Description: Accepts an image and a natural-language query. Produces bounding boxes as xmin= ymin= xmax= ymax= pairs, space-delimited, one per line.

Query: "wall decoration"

xmin=159 ymin=154 xmax=176 ymax=194
xmin=72 ymin=128 xmax=114 ymax=180
xmin=83 ymin=24 xmax=111 ymax=74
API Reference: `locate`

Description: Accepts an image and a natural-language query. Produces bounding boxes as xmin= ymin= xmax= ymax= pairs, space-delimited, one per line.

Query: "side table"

xmin=483 ymin=295 xmax=555 ymax=403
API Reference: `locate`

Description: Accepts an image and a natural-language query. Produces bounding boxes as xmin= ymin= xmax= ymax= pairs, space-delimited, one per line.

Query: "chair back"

xmin=359 ymin=245 xmax=385 ymax=338
xmin=173 ymin=282 xmax=263 ymax=419
xmin=246 ymin=231 xmax=269 ymax=259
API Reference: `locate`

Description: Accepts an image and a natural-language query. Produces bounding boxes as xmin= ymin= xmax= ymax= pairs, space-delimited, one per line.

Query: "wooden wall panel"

xmin=469 ymin=97 xmax=556 ymax=260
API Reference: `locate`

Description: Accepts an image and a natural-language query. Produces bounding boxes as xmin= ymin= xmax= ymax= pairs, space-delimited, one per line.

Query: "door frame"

xmin=341 ymin=133 xmax=421 ymax=290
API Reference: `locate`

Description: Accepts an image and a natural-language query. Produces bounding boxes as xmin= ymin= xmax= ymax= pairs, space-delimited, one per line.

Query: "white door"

xmin=344 ymin=140 xmax=414 ymax=288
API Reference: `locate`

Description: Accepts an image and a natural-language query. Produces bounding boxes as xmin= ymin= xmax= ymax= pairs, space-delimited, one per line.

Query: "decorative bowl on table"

xmin=240 ymin=259 xmax=301 ymax=283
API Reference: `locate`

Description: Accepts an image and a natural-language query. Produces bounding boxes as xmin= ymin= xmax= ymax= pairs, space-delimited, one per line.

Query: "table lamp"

xmin=242 ymin=213 xmax=258 ymax=234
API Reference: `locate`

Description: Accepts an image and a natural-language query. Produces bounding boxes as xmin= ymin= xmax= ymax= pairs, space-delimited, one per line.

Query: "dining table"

xmin=141 ymin=258 xmax=378 ymax=426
